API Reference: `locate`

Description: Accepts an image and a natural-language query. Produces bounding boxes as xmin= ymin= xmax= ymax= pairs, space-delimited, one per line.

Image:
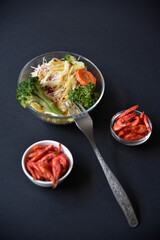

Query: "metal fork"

xmin=64 ymin=101 xmax=138 ymax=227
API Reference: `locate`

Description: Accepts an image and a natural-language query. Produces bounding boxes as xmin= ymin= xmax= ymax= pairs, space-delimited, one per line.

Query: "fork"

xmin=64 ymin=101 xmax=138 ymax=227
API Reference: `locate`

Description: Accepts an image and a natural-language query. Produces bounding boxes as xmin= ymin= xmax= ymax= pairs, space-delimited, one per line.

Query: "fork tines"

xmin=64 ymin=101 xmax=85 ymax=118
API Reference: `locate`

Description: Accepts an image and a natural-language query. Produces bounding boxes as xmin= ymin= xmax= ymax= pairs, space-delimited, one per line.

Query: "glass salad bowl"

xmin=17 ymin=51 xmax=105 ymax=124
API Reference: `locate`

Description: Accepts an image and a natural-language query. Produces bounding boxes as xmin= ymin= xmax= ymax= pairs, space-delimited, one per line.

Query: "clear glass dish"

xmin=110 ymin=110 xmax=152 ymax=146
xmin=17 ymin=51 xmax=105 ymax=125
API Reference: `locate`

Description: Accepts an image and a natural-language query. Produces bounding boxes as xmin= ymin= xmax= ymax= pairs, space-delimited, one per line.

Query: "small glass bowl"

xmin=17 ymin=51 xmax=105 ymax=125
xmin=21 ymin=140 xmax=74 ymax=187
xmin=110 ymin=110 xmax=152 ymax=146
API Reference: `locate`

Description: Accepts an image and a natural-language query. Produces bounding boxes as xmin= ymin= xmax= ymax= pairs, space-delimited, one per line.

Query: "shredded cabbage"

xmin=31 ymin=56 xmax=86 ymax=115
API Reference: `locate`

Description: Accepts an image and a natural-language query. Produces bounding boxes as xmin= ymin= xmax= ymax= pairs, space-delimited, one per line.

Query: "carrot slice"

xmin=76 ymin=69 xmax=96 ymax=86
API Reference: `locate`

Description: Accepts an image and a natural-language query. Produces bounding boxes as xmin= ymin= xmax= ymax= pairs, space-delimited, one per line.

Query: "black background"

xmin=1 ymin=0 xmax=160 ymax=239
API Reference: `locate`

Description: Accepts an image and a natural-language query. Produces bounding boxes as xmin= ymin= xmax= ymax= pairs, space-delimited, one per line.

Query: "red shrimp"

xmin=118 ymin=127 xmax=131 ymax=138
xmin=32 ymin=144 xmax=46 ymax=151
xmin=122 ymin=132 xmax=147 ymax=141
xmin=130 ymin=116 xmax=140 ymax=127
xmin=131 ymin=124 xmax=147 ymax=134
xmin=37 ymin=152 xmax=58 ymax=163
xmin=140 ymin=111 xmax=145 ymax=123
xmin=26 ymin=162 xmax=37 ymax=180
xmin=113 ymin=122 xmax=123 ymax=131
xmin=144 ymin=115 xmax=152 ymax=132
xmin=59 ymin=153 xmax=69 ymax=177
xmin=30 ymin=145 xmax=56 ymax=162
xmin=116 ymin=112 xmax=136 ymax=127
xmin=38 ymin=161 xmax=55 ymax=182
xmin=51 ymin=157 xmax=62 ymax=188
xmin=115 ymin=105 xmax=138 ymax=121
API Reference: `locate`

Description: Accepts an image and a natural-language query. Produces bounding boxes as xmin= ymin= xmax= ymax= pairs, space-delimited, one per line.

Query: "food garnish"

xmin=113 ymin=105 xmax=152 ymax=141
xmin=76 ymin=69 xmax=96 ymax=86
xmin=26 ymin=144 xmax=69 ymax=188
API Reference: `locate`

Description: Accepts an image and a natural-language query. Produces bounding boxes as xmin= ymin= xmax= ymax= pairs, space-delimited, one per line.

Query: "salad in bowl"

xmin=16 ymin=52 xmax=105 ymax=124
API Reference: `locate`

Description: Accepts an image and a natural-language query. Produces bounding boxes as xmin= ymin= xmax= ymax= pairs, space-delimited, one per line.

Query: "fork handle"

xmin=90 ymin=141 xmax=138 ymax=227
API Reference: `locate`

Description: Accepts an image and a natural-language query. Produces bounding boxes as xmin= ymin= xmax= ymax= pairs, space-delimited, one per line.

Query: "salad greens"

xmin=68 ymin=82 xmax=99 ymax=110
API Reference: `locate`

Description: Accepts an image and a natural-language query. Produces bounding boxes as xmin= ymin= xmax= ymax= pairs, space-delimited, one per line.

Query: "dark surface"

xmin=1 ymin=0 xmax=160 ymax=239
